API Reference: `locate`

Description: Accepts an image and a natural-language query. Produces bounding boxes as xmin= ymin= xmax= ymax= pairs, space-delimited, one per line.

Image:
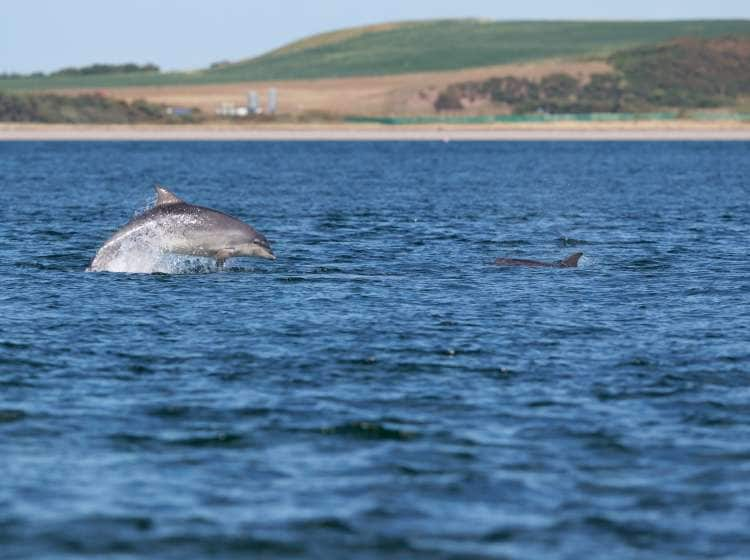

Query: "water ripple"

xmin=1 ymin=141 xmax=749 ymax=559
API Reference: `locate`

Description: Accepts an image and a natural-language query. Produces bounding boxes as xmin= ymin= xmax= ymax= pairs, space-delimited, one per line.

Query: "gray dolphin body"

xmin=494 ymin=252 xmax=582 ymax=268
xmin=88 ymin=185 xmax=275 ymax=271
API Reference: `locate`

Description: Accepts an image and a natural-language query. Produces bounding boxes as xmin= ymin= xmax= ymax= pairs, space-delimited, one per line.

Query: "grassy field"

xmin=82 ymin=59 xmax=608 ymax=118
xmin=3 ymin=19 xmax=750 ymax=91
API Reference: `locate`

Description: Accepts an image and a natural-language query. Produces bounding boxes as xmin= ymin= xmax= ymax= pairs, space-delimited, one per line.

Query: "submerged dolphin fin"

xmin=154 ymin=184 xmax=184 ymax=206
xmin=215 ymin=248 xmax=234 ymax=270
xmin=559 ymin=252 xmax=583 ymax=268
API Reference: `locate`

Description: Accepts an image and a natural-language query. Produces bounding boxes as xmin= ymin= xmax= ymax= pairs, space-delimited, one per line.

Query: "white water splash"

xmin=92 ymin=247 xmax=218 ymax=274
xmin=87 ymin=222 xmax=218 ymax=274
xmin=577 ymin=254 xmax=593 ymax=268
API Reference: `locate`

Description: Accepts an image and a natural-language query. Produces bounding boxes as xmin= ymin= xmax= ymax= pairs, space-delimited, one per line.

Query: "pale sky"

xmin=2 ymin=0 xmax=749 ymax=73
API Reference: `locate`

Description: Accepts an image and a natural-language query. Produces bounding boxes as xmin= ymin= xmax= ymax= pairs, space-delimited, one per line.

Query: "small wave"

xmin=319 ymin=421 xmax=417 ymax=441
xmin=558 ymin=235 xmax=590 ymax=247
xmin=144 ymin=404 xmax=272 ymax=420
xmin=310 ymin=266 xmax=346 ymax=274
xmin=110 ymin=431 xmax=247 ymax=449
xmin=0 ymin=341 xmax=31 ymax=350
xmin=0 ymin=377 xmax=36 ymax=388
xmin=481 ymin=526 xmax=532 ymax=542
xmin=580 ymin=428 xmax=633 ymax=454
xmin=292 ymin=517 xmax=355 ymax=533
xmin=579 ymin=515 xmax=681 ymax=548
xmin=617 ymin=357 xmax=655 ymax=368
xmin=624 ymin=258 xmax=671 ymax=271
xmin=34 ymin=228 xmax=73 ymax=239
xmin=496 ymin=239 xmax=531 ymax=247
xmin=0 ymin=409 xmax=27 ymax=423
xmin=276 ymin=276 xmax=306 ymax=283
xmin=0 ymin=356 xmax=52 ymax=369
xmin=145 ymin=405 xmax=193 ymax=418
xmin=172 ymin=433 xmax=246 ymax=448
xmin=17 ymin=252 xmax=91 ymax=272
xmin=667 ymin=245 xmax=690 ymax=255
xmin=338 ymin=356 xmax=378 ymax=366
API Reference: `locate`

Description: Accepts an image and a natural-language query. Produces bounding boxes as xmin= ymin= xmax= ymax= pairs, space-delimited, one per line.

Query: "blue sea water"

xmin=1 ymin=140 xmax=749 ymax=559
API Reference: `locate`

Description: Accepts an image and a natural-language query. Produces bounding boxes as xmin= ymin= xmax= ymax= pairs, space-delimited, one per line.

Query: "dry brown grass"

xmin=50 ymin=59 xmax=612 ymax=118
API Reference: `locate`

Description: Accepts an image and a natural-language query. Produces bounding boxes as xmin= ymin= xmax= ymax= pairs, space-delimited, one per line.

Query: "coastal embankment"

xmin=2 ymin=121 xmax=750 ymax=141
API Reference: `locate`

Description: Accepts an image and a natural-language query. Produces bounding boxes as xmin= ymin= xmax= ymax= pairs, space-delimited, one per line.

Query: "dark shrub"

xmin=611 ymin=37 xmax=750 ymax=106
xmin=434 ymin=87 xmax=464 ymax=111
xmin=0 ymin=92 xmax=199 ymax=123
xmin=540 ymin=73 xmax=579 ymax=100
xmin=579 ymin=73 xmax=624 ymax=112
xmin=486 ymin=77 xmax=539 ymax=104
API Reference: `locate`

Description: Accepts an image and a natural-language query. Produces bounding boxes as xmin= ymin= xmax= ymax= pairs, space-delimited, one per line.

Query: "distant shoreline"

xmin=2 ymin=122 xmax=750 ymax=141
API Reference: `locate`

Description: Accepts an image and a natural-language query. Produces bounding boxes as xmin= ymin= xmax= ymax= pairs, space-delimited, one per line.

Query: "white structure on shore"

xmin=215 ymin=102 xmax=248 ymax=117
xmin=248 ymin=91 xmax=259 ymax=114
xmin=268 ymin=88 xmax=277 ymax=115
xmin=215 ymin=89 xmax=278 ymax=117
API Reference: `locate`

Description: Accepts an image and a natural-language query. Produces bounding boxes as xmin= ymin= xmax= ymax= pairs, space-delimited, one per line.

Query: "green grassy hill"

xmin=209 ymin=19 xmax=750 ymax=80
xmin=3 ymin=19 xmax=750 ymax=90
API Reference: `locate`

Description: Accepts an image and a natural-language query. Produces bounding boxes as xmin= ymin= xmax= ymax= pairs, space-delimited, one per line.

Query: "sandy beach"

xmin=2 ymin=121 xmax=750 ymax=141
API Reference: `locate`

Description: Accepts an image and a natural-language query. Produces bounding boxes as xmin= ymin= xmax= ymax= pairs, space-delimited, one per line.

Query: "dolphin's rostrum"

xmin=88 ymin=185 xmax=275 ymax=272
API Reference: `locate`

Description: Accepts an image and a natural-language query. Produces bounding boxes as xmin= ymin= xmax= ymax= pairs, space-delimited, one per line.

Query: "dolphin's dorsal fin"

xmin=560 ymin=252 xmax=583 ymax=268
xmin=154 ymin=184 xmax=183 ymax=206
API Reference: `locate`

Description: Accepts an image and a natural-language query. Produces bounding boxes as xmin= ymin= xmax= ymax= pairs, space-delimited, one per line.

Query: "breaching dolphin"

xmin=494 ymin=252 xmax=582 ymax=268
xmin=88 ymin=185 xmax=275 ymax=271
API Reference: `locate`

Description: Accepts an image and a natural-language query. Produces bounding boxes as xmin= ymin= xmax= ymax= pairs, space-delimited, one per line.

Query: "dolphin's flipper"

xmin=215 ymin=248 xmax=234 ymax=270
xmin=154 ymin=184 xmax=184 ymax=206
xmin=559 ymin=252 xmax=583 ymax=268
